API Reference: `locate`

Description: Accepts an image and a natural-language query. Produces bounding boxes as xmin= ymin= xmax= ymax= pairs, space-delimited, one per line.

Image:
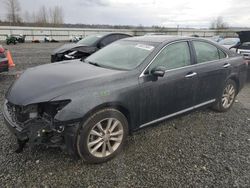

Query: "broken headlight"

xmin=64 ymin=51 xmax=77 ymax=59
xmin=41 ymin=100 xmax=71 ymax=118
xmin=11 ymin=104 xmax=38 ymax=123
xmin=24 ymin=104 xmax=38 ymax=119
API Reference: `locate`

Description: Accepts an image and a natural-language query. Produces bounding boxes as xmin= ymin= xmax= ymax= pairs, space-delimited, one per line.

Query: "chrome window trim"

xmin=139 ymin=39 xmax=229 ymax=78
xmin=139 ymin=99 xmax=216 ymax=128
xmin=139 ymin=40 xmax=189 ymax=77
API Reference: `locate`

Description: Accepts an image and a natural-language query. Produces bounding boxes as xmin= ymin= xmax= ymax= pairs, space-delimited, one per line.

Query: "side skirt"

xmin=139 ymin=99 xmax=216 ymax=129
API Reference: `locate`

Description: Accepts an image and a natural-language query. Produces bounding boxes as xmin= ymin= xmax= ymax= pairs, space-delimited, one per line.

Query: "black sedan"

xmin=3 ymin=36 xmax=248 ymax=163
xmin=51 ymin=33 xmax=132 ymax=62
xmin=0 ymin=45 xmax=8 ymax=73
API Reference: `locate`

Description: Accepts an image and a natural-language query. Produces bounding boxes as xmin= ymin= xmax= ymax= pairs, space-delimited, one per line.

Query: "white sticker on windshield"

xmin=135 ymin=44 xmax=154 ymax=51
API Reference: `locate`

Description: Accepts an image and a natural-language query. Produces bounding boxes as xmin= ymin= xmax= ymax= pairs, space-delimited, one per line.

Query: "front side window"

xmin=193 ymin=41 xmax=226 ymax=63
xmin=148 ymin=42 xmax=191 ymax=72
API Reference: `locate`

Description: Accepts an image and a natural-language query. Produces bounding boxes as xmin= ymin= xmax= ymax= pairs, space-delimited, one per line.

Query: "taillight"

xmin=0 ymin=46 xmax=5 ymax=53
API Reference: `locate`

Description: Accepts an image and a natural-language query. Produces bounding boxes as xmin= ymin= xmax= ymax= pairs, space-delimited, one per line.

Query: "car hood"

xmin=6 ymin=60 xmax=124 ymax=106
xmin=52 ymin=43 xmax=97 ymax=54
xmin=237 ymin=31 xmax=250 ymax=43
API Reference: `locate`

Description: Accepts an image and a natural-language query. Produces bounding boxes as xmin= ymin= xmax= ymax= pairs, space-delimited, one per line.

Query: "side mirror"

xmin=151 ymin=66 xmax=166 ymax=77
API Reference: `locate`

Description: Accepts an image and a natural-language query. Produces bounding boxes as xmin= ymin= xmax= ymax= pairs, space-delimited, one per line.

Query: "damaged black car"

xmin=51 ymin=32 xmax=132 ymax=62
xmin=3 ymin=36 xmax=248 ymax=164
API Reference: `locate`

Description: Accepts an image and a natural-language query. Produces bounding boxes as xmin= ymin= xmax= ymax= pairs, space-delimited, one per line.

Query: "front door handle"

xmin=185 ymin=72 xmax=197 ymax=78
xmin=223 ymin=63 xmax=231 ymax=68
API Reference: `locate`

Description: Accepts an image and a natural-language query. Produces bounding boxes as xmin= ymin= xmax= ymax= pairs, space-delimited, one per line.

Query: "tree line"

xmin=1 ymin=0 xmax=230 ymax=30
xmin=3 ymin=0 xmax=64 ymax=26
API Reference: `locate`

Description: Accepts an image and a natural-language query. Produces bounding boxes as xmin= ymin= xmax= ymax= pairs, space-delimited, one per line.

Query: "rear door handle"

xmin=185 ymin=72 xmax=197 ymax=78
xmin=223 ymin=63 xmax=231 ymax=68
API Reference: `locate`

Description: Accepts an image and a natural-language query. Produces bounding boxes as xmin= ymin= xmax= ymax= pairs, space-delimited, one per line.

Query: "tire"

xmin=76 ymin=108 xmax=128 ymax=164
xmin=212 ymin=79 xmax=237 ymax=112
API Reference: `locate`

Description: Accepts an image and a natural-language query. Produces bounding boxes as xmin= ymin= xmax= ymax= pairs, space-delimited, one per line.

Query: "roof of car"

xmin=93 ymin=32 xmax=132 ymax=37
xmin=124 ymin=35 xmax=194 ymax=43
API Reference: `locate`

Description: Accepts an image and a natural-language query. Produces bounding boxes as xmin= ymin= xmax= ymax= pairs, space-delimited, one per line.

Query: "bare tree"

xmin=210 ymin=16 xmax=228 ymax=30
xmin=49 ymin=6 xmax=64 ymax=25
xmin=35 ymin=6 xmax=49 ymax=25
xmin=5 ymin=0 xmax=21 ymax=24
xmin=23 ymin=11 xmax=31 ymax=23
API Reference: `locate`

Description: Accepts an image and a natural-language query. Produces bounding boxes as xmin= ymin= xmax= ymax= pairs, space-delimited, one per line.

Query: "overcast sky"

xmin=0 ymin=0 xmax=250 ymax=28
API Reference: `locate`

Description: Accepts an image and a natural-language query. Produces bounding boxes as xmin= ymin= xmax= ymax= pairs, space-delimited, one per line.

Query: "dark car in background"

xmin=51 ymin=33 xmax=132 ymax=62
xmin=0 ymin=45 xmax=8 ymax=73
xmin=3 ymin=36 xmax=248 ymax=164
xmin=230 ymin=31 xmax=250 ymax=78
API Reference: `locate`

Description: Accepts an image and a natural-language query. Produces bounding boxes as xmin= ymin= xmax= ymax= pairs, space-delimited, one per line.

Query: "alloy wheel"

xmin=87 ymin=118 xmax=124 ymax=158
xmin=222 ymin=84 xmax=236 ymax=109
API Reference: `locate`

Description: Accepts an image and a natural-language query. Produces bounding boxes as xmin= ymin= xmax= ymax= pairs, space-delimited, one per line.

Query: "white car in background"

xmin=218 ymin=38 xmax=240 ymax=49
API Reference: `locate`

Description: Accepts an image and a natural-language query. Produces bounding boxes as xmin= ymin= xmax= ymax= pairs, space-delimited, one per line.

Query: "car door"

xmin=191 ymin=40 xmax=232 ymax=104
xmin=138 ymin=41 xmax=199 ymax=126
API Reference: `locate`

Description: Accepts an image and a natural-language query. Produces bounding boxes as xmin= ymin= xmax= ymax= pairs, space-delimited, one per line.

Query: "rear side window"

xmin=193 ymin=41 xmax=226 ymax=63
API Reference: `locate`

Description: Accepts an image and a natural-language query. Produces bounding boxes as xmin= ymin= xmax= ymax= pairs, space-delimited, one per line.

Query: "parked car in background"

xmin=0 ymin=45 xmax=8 ymax=73
xmin=218 ymin=38 xmax=240 ymax=49
xmin=16 ymin=34 xmax=26 ymax=43
xmin=6 ymin=35 xmax=17 ymax=45
xmin=208 ymin=35 xmax=224 ymax=43
xmin=69 ymin=36 xmax=82 ymax=43
xmin=44 ymin=36 xmax=59 ymax=43
xmin=5 ymin=34 xmax=26 ymax=45
xmin=230 ymin=31 xmax=250 ymax=79
xmin=51 ymin=33 xmax=132 ymax=62
xmin=191 ymin=34 xmax=199 ymax=37
xmin=145 ymin=33 xmax=167 ymax=36
xmin=3 ymin=36 xmax=248 ymax=163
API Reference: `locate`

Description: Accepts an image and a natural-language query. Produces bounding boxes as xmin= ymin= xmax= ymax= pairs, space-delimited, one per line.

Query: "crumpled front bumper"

xmin=3 ymin=100 xmax=80 ymax=155
xmin=3 ymin=101 xmax=28 ymax=141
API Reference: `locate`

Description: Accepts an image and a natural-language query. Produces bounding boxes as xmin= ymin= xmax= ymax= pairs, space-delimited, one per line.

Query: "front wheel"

xmin=76 ymin=108 xmax=128 ymax=164
xmin=212 ymin=79 xmax=237 ymax=112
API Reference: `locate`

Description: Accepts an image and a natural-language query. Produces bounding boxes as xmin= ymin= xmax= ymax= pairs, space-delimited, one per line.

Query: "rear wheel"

xmin=212 ymin=79 xmax=237 ymax=112
xmin=76 ymin=108 xmax=128 ymax=164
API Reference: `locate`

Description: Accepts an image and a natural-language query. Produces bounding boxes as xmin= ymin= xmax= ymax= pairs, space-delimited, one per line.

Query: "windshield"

xmin=77 ymin=34 xmax=104 ymax=46
xmin=219 ymin=38 xmax=239 ymax=45
xmin=85 ymin=41 xmax=156 ymax=70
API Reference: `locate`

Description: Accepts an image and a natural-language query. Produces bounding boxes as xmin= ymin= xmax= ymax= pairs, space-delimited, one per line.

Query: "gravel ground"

xmin=0 ymin=43 xmax=250 ymax=187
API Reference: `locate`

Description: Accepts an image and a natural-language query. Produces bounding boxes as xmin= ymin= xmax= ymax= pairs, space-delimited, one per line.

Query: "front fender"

xmin=54 ymin=94 xmax=114 ymax=122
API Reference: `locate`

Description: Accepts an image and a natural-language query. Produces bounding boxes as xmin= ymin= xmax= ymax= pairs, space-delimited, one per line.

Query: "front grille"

xmin=6 ymin=102 xmax=30 ymax=127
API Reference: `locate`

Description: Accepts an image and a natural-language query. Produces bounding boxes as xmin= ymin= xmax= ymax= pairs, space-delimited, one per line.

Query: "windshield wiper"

xmin=85 ymin=60 xmax=101 ymax=67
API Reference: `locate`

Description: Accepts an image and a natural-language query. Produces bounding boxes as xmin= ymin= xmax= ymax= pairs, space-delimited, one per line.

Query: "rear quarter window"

xmin=193 ymin=41 xmax=226 ymax=63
